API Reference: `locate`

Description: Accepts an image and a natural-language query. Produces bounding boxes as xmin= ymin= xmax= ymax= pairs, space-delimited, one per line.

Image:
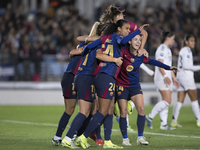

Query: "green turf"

xmin=0 ymin=105 xmax=199 ymax=150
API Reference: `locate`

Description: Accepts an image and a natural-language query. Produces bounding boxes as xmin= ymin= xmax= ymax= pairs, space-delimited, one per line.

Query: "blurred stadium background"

xmin=0 ymin=0 xmax=200 ymax=105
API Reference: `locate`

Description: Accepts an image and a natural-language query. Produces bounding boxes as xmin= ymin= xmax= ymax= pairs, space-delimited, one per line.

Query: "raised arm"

xmin=119 ymin=24 xmax=149 ymax=45
xmin=139 ymin=30 xmax=148 ymax=49
xmin=69 ymin=48 xmax=82 ymax=59
xmin=77 ymin=35 xmax=100 ymax=44
xmin=81 ymin=38 xmax=102 ymax=56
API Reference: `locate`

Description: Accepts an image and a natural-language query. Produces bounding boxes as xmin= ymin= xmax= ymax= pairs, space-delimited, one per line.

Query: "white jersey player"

xmin=171 ymin=35 xmax=200 ymax=127
xmin=146 ymin=31 xmax=179 ymax=130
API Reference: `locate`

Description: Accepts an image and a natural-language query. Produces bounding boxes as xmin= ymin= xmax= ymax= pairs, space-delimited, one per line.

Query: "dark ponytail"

xmin=102 ymin=19 xmax=128 ymax=36
xmin=161 ymin=31 xmax=174 ymax=43
xmin=96 ymin=23 xmax=110 ymax=36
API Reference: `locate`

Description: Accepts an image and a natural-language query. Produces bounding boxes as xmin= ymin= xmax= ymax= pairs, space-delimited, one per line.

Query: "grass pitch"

xmin=0 ymin=105 xmax=199 ymax=150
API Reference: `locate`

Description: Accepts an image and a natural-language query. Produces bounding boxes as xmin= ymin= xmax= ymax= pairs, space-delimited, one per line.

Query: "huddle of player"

xmin=51 ymin=4 xmax=200 ymax=149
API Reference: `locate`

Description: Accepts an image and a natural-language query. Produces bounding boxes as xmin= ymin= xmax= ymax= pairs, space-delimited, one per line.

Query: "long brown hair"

xmin=100 ymin=4 xmax=124 ymax=23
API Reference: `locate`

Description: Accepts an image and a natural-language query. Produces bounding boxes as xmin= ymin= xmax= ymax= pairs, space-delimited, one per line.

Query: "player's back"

xmin=154 ymin=44 xmax=172 ymax=81
xmin=99 ymin=33 xmax=123 ymax=78
xmin=76 ymin=45 xmax=101 ymax=76
xmin=177 ymin=46 xmax=194 ymax=79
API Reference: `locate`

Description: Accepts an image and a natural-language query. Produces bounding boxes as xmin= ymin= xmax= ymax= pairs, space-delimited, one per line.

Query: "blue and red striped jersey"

xmin=76 ymin=45 xmax=101 ymax=76
xmin=116 ymin=47 xmax=171 ymax=87
xmin=65 ymin=42 xmax=85 ymax=75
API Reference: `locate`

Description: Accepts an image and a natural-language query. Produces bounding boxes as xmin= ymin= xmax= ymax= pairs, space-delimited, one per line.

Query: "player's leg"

xmin=52 ymin=73 xmax=77 ymax=146
xmin=77 ymin=73 xmax=115 ymax=149
xmin=187 ymin=89 xmax=200 ymax=127
xmin=131 ymin=94 xmax=148 ymax=145
xmin=118 ymin=98 xmax=131 ymax=146
xmin=61 ymin=75 xmax=95 ymax=148
xmin=171 ymin=91 xmax=186 ymax=127
xmin=146 ymin=90 xmax=171 ymax=129
xmin=158 ymin=90 xmax=175 ymax=130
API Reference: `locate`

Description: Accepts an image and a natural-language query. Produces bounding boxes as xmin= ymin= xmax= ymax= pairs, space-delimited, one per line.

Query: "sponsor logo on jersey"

xmin=110 ymin=92 xmax=113 ymax=96
xmin=160 ymin=53 xmax=164 ymax=57
xmin=101 ymin=63 xmax=106 ymax=66
xmin=126 ymin=65 xmax=134 ymax=72
xmin=131 ymin=58 xmax=135 ymax=62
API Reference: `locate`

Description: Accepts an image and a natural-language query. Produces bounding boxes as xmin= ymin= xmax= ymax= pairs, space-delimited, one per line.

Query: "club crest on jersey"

xmin=160 ymin=53 xmax=164 ymax=57
xmin=105 ymin=39 xmax=111 ymax=43
xmin=79 ymin=47 xmax=84 ymax=52
xmin=126 ymin=65 xmax=134 ymax=72
xmin=117 ymin=91 xmax=121 ymax=96
xmin=131 ymin=58 xmax=135 ymax=62
xmin=187 ymin=55 xmax=190 ymax=58
xmin=72 ymin=91 xmax=76 ymax=95
xmin=110 ymin=92 xmax=113 ymax=96
xmin=92 ymin=94 xmax=94 ymax=98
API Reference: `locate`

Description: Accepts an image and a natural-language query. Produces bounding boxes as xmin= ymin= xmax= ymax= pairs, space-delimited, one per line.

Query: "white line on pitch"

xmin=1 ymin=119 xmax=200 ymax=139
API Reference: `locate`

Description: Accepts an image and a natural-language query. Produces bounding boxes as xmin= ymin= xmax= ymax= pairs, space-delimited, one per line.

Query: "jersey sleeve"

xmin=181 ymin=48 xmax=200 ymax=71
xmin=156 ymin=45 xmax=165 ymax=60
xmin=143 ymin=57 xmax=149 ymax=63
xmin=128 ymin=21 xmax=139 ymax=33
xmin=147 ymin=58 xmax=171 ymax=70
xmin=119 ymin=29 xmax=141 ymax=45
xmin=81 ymin=38 xmax=102 ymax=56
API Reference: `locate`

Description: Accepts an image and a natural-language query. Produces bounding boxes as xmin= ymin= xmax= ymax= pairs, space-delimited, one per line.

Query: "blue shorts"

xmin=95 ymin=73 xmax=116 ymax=100
xmin=115 ymin=85 xmax=143 ymax=100
xmin=74 ymin=75 xmax=95 ymax=102
xmin=61 ymin=72 xmax=77 ymax=99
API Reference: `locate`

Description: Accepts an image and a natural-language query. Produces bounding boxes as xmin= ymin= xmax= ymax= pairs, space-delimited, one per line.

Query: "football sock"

xmin=172 ymin=102 xmax=182 ymax=123
xmin=53 ymin=135 xmax=61 ymax=140
xmin=104 ymin=114 xmax=113 ymax=140
xmin=83 ymin=112 xmax=104 ymax=138
xmin=149 ymin=100 xmax=169 ymax=119
xmin=119 ymin=117 xmax=128 ymax=139
xmin=137 ymin=114 xmax=145 ymax=137
xmin=160 ymin=105 xmax=169 ymax=126
xmin=95 ymin=124 xmax=102 ymax=140
xmin=66 ymin=112 xmax=86 ymax=138
xmin=77 ymin=114 xmax=92 ymax=136
xmin=55 ymin=112 xmax=71 ymax=137
xmin=191 ymin=100 xmax=200 ymax=122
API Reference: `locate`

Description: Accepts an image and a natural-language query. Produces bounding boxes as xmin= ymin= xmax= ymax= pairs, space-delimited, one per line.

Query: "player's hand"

xmin=164 ymin=77 xmax=171 ymax=85
xmin=138 ymin=49 xmax=149 ymax=57
xmin=170 ymin=66 xmax=179 ymax=72
xmin=139 ymin=24 xmax=149 ymax=31
xmin=114 ymin=57 xmax=123 ymax=67
xmin=173 ymin=79 xmax=179 ymax=88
